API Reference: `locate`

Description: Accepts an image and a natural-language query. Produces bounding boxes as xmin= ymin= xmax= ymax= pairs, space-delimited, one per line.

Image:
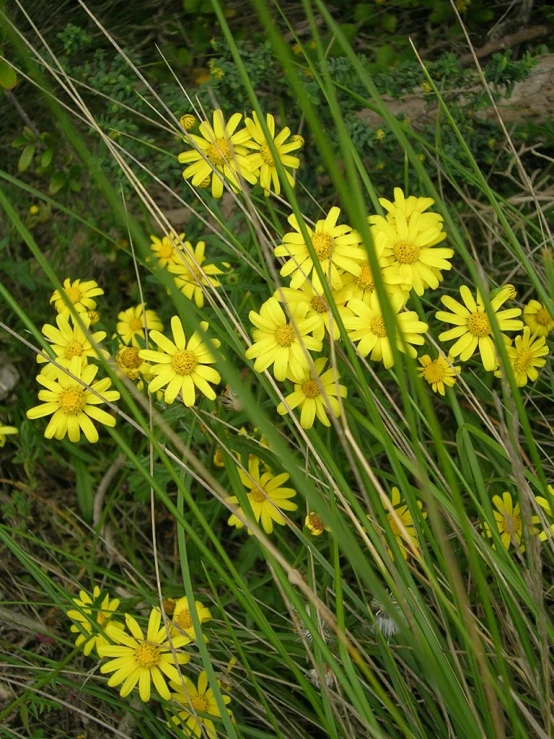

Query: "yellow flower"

xmin=523 ymin=299 xmax=554 ymax=337
xmin=150 ymin=232 xmax=188 ymax=269
xmin=169 ymin=670 xmax=232 ymax=738
xmin=277 ymin=357 xmax=347 ymax=429
xmin=375 ymin=129 xmax=385 ymax=141
xmin=371 ymin=487 xmax=426 ymax=560
xmin=273 ymin=283 xmax=349 ymax=341
xmin=369 ymin=189 xmax=452 ymax=296
xmin=305 ymin=511 xmax=330 ymax=536
xmin=139 ymin=317 xmax=221 ymax=406
xmin=532 ymin=486 xmax=554 ymax=541
xmin=0 ymin=424 xmax=18 ymax=447
xmin=26 ymin=357 xmax=120 ymax=443
xmin=213 ymin=448 xmax=225 ymax=467
xmin=227 ymin=456 xmax=297 ymax=535
xmin=180 ymin=113 xmax=196 ymax=131
xmin=37 ymin=313 xmax=108 ymax=376
xmin=99 ymin=609 xmax=190 ymax=703
xmin=168 ymin=241 xmax=224 ymax=308
xmin=115 ymin=344 xmax=150 ymax=382
xmin=170 ymin=597 xmax=212 ymax=642
xmin=177 ymin=109 xmax=257 ymax=198
xmin=50 ymin=278 xmax=104 ymax=317
xmin=67 ymin=586 xmax=123 ymax=657
xmin=274 ymin=207 xmax=366 ymax=293
xmin=245 ymin=297 xmax=322 ymax=382
xmin=484 ymin=492 xmax=525 ymax=552
xmin=243 ymin=111 xmax=302 ymax=196
xmin=29 ymin=204 xmax=40 ymax=215
xmin=344 ymin=292 xmax=428 ymax=368
xmin=334 ymin=247 xmax=395 ymax=305
xmin=87 ymin=310 xmax=101 ymax=326
xmin=116 ymin=305 xmax=163 ymax=348
xmin=417 ymin=354 xmax=459 ymax=395
xmin=494 ymin=327 xmax=548 ymax=386
xmin=436 ymin=285 xmax=523 ymax=371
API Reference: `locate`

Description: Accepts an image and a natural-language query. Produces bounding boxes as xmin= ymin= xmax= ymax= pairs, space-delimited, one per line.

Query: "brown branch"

xmin=460 ymin=25 xmax=550 ymax=66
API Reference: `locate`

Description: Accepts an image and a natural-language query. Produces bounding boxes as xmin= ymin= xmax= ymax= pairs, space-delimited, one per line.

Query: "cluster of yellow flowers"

xmin=67 ymin=586 xmax=232 ymax=735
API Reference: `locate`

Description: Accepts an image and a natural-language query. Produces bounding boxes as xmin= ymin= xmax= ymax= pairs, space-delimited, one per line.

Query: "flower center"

xmin=512 ymin=348 xmax=534 ymax=374
xmin=96 ymin=610 xmax=110 ymax=626
xmin=356 ymin=263 xmax=374 ymax=291
xmin=134 ymin=641 xmax=160 ymax=669
xmin=171 ymin=350 xmax=197 ymax=375
xmin=118 ymin=347 xmax=142 ymax=369
xmin=260 ymin=142 xmax=274 ymax=165
xmin=275 ymin=324 xmax=295 ymax=347
xmin=311 ymin=232 xmax=334 ymax=260
xmin=370 ymin=316 xmax=387 ymax=338
xmin=502 ymin=513 xmax=520 ymax=537
xmin=422 ymin=360 xmax=446 ymax=384
xmin=59 ymin=388 xmax=87 ymax=415
xmin=191 ymin=695 xmax=208 ymax=712
xmin=66 ymin=286 xmax=82 ymax=304
xmin=535 ymin=307 xmax=552 ymax=327
xmin=64 ymin=341 xmax=83 ymax=359
xmin=393 ymin=241 xmax=420 ymax=265
xmin=250 ymin=486 xmax=266 ymax=503
xmin=310 ymin=295 xmax=328 ymax=314
xmin=466 ymin=312 xmax=491 ymax=337
xmin=207 ymin=137 xmax=232 ymax=167
xmin=176 ymin=609 xmax=193 ymax=630
xmin=158 ymin=241 xmax=175 ymax=259
xmin=302 ymin=379 xmax=320 ymax=399
xmin=307 ymin=513 xmax=324 ymax=531
xmin=129 ymin=318 xmax=143 ymax=332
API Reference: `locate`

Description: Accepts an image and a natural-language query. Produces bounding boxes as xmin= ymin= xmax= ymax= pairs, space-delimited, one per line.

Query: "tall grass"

xmin=1 ymin=1 xmax=553 ymax=737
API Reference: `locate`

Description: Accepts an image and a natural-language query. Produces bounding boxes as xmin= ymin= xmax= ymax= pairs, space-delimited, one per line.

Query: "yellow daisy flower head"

xmin=139 ymin=317 xmax=221 ymax=406
xmin=371 ymin=486 xmax=426 ymax=561
xmin=115 ymin=344 xmax=150 ymax=382
xmin=369 ymin=193 xmax=452 ymax=296
xmin=334 ymin=246 xmax=406 ymax=305
xmin=150 ymin=231 xmax=188 ymax=269
xmin=0 ymin=424 xmax=18 ymax=448
xmin=274 ymin=207 xmax=366 ymax=293
xmin=273 ymin=283 xmax=349 ymax=342
xmin=180 ymin=113 xmax=196 ymax=131
xmin=26 ymin=357 xmax=120 ymax=443
xmin=50 ymin=278 xmax=104 ymax=317
xmin=344 ymin=292 xmax=428 ymax=368
xmin=436 ymin=285 xmax=523 ymax=371
xmin=277 ymin=357 xmax=347 ymax=429
xmin=87 ymin=309 xmax=101 ymax=326
xmin=67 ymin=586 xmax=123 ymax=657
xmin=177 ymin=108 xmax=257 ymax=198
xmin=305 ymin=511 xmax=330 ymax=536
xmin=243 ymin=111 xmax=302 ymax=196
xmin=170 ymin=597 xmax=212 ymax=642
xmin=116 ymin=304 xmax=163 ymax=348
xmin=213 ymin=447 xmax=225 ymax=467
xmin=168 ymin=241 xmax=224 ymax=308
xmin=417 ymin=354 xmax=459 ymax=395
xmin=37 ymin=313 xmax=108 ymax=376
xmin=227 ymin=456 xmax=298 ymax=535
xmin=532 ymin=486 xmax=554 ymax=542
xmin=484 ymin=492 xmax=525 ymax=552
xmin=245 ymin=297 xmax=322 ymax=382
xmin=523 ymin=299 xmax=554 ymax=337
xmin=494 ymin=327 xmax=548 ymax=387
xmin=169 ymin=670 xmax=232 ymax=737
xmin=99 ymin=608 xmax=190 ymax=703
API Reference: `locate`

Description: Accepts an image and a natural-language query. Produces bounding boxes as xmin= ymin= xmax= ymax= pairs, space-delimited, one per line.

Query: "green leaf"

xmin=48 ymin=171 xmax=66 ymax=194
xmin=382 ymin=13 xmax=397 ymax=33
xmin=375 ymin=44 xmax=397 ymax=70
xmin=40 ymin=148 xmax=53 ymax=168
xmin=17 ymin=144 xmax=35 ymax=172
xmin=74 ymin=458 xmax=93 ymax=522
xmin=0 ymin=59 xmax=17 ymax=89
